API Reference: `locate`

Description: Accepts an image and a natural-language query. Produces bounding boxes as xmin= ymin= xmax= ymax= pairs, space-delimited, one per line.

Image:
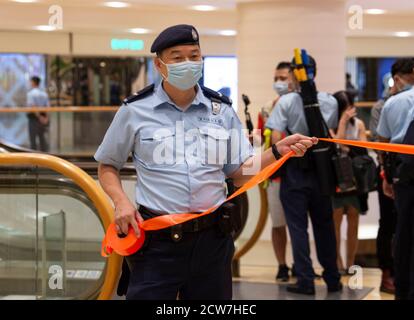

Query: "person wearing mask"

xmin=266 ymin=56 xmax=342 ymax=295
xmin=94 ymin=24 xmax=317 ymax=300
xmin=370 ymin=77 xmax=398 ymax=294
xmin=377 ymin=57 xmax=414 ymax=300
xmin=26 ymin=76 xmax=50 ymax=151
xmin=331 ymin=91 xmax=367 ymax=275
xmin=256 ymin=61 xmax=296 ymax=282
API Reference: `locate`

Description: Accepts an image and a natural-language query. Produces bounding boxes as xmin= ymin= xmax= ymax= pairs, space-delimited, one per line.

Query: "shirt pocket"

xmin=137 ymin=127 xmax=176 ymax=166
xmin=198 ymin=125 xmax=230 ymax=166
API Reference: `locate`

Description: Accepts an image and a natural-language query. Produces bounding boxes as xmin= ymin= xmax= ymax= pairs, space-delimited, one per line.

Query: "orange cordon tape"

xmin=319 ymin=138 xmax=414 ymax=155
xmin=101 ymin=138 xmax=414 ymax=257
xmin=101 ymin=150 xmax=295 ymax=257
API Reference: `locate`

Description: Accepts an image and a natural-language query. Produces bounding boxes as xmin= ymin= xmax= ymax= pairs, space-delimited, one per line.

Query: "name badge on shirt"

xmin=212 ymin=101 xmax=221 ymax=115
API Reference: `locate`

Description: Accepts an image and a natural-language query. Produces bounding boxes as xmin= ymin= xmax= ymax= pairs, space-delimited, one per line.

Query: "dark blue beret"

xmin=151 ymin=24 xmax=200 ymax=54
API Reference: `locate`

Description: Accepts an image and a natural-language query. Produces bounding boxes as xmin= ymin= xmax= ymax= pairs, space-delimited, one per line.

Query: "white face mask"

xmin=273 ymin=80 xmax=289 ymax=96
xmin=160 ymin=59 xmax=203 ymax=90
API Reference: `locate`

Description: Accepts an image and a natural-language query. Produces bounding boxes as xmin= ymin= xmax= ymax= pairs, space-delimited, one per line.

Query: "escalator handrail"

xmin=0 ymin=152 xmax=121 ymax=300
xmin=0 ymin=106 xmax=119 ymax=113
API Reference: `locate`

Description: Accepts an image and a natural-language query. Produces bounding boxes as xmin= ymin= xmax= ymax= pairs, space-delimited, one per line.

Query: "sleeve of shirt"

xmin=27 ymin=92 xmax=34 ymax=107
xmin=376 ymin=101 xmax=391 ymax=139
xmin=326 ymin=97 xmax=338 ymax=130
xmin=223 ymin=106 xmax=255 ymax=177
xmin=369 ymin=101 xmax=382 ymax=139
xmin=265 ymin=98 xmax=288 ymax=132
xmin=94 ymin=105 xmax=136 ymax=170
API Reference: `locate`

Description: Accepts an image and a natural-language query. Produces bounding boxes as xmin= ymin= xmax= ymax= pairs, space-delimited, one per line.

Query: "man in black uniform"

xmin=95 ymin=24 xmax=317 ymax=300
xmin=377 ymin=58 xmax=414 ymax=300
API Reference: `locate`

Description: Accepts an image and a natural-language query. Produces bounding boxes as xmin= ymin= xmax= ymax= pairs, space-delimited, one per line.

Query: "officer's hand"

xmin=276 ymin=134 xmax=318 ymax=157
xmin=114 ymin=199 xmax=144 ymax=237
xmin=382 ymin=179 xmax=395 ymax=199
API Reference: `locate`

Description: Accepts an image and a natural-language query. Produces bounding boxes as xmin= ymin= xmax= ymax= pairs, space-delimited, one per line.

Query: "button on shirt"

xmin=265 ymin=92 xmax=338 ymax=134
xmin=377 ymin=87 xmax=414 ymax=143
xmin=94 ymin=83 xmax=254 ymax=213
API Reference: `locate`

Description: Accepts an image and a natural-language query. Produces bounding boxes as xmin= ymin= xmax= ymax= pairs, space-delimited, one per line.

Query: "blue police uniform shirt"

xmin=27 ymin=87 xmax=50 ymax=107
xmin=377 ymin=87 xmax=414 ymax=143
xmin=94 ymin=83 xmax=254 ymax=213
xmin=265 ymin=91 xmax=338 ymax=134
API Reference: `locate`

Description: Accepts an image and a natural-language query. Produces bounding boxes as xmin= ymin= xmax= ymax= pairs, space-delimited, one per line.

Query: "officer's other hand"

xmin=115 ymin=199 xmax=144 ymax=237
xmin=276 ymin=134 xmax=318 ymax=157
xmin=382 ymin=179 xmax=395 ymax=199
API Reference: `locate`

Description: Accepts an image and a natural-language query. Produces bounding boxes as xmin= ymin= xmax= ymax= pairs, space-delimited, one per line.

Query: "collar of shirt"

xmin=153 ymin=82 xmax=209 ymax=111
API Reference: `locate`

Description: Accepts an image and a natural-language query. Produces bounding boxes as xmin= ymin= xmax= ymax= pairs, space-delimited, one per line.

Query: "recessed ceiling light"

xmin=190 ymin=5 xmax=217 ymax=11
xmin=365 ymin=9 xmax=386 ymax=15
xmin=394 ymin=31 xmax=412 ymax=37
xmin=128 ymin=28 xmax=150 ymax=34
xmin=34 ymin=25 xmax=56 ymax=31
xmin=103 ymin=1 xmax=130 ymax=8
xmin=219 ymin=30 xmax=237 ymax=36
xmin=12 ymin=0 xmax=38 ymax=3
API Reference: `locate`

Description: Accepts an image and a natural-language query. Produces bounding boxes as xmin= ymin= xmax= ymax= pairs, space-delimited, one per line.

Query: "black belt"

xmin=138 ymin=205 xmax=219 ymax=241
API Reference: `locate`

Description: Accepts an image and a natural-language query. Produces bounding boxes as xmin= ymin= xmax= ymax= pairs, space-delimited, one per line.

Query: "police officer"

xmin=257 ymin=61 xmax=296 ymax=282
xmin=266 ymin=57 xmax=342 ymax=295
xmin=377 ymin=58 xmax=414 ymax=300
xmin=95 ymin=24 xmax=317 ymax=300
xmin=26 ymin=76 xmax=50 ymax=151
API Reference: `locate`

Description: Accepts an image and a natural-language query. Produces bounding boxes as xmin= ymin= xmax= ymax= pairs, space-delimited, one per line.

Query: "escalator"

xmin=0 ymin=144 xmax=124 ymax=300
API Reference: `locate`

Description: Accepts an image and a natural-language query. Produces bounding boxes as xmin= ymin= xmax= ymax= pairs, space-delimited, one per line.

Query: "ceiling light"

xmin=103 ymin=1 xmax=130 ymax=8
xmin=394 ymin=31 xmax=412 ymax=37
xmin=190 ymin=5 xmax=217 ymax=11
xmin=128 ymin=28 xmax=150 ymax=34
xmin=219 ymin=30 xmax=237 ymax=36
xmin=365 ymin=9 xmax=386 ymax=15
xmin=34 ymin=25 xmax=57 ymax=31
xmin=12 ymin=0 xmax=38 ymax=3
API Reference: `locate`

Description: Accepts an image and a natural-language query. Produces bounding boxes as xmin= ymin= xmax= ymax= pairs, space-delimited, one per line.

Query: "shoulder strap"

xmin=200 ymin=85 xmax=232 ymax=106
xmin=123 ymin=84 xmax=155 ymax=104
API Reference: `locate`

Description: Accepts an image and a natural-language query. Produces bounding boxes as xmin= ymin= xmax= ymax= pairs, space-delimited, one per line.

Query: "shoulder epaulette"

xmin=201 ymin=85 xmax=232 ymax=106
xmin=123 ymin=84 xmax=155 ymax=104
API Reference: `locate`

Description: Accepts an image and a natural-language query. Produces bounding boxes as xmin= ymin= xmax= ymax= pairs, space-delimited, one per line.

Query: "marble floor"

xmin=237 ymin=240 xmax=394 ymax=300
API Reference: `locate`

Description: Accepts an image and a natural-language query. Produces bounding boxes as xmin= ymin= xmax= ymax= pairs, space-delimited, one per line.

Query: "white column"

xmin=237 ymin=0 xmax=346 ymax=122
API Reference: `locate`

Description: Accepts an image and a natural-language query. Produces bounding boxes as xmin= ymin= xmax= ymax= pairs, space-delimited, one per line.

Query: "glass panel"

xmin=0 ymin=165 xmax=106 ymax=300
xmin=39 ymin=170 xmax=106 ymax=299
xmin=0 ymin=166 xmax=38 ymax=300
xmin=41 ymin=210 xmax=66 ymax=299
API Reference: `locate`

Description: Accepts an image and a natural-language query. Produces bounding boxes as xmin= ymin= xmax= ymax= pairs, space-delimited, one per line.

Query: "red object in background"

xmin=257 ymin=112 xmax=264 ymax=139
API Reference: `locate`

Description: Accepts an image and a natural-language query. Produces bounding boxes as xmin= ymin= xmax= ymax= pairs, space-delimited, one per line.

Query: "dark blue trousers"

xmin=125 ymin=226 xmax=234 ymax=300
xmin=280 ymin=162 xmax=340 ymax=288
xmin=394 ymin=182 xmax=414 ymax=300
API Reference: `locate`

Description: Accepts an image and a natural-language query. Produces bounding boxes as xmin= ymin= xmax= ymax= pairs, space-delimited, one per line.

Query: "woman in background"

xmin=331 ymin=90 xmax=367 ymax=274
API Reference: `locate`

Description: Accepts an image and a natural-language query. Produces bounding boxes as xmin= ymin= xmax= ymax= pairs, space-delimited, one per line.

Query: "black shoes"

xmin=286 ymin=283 xmax=316 ymax=295
xmin=327 ymin=282 xmax=343 ymax=293
xmin=276 ymin=264 xmax=290 ymax=282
